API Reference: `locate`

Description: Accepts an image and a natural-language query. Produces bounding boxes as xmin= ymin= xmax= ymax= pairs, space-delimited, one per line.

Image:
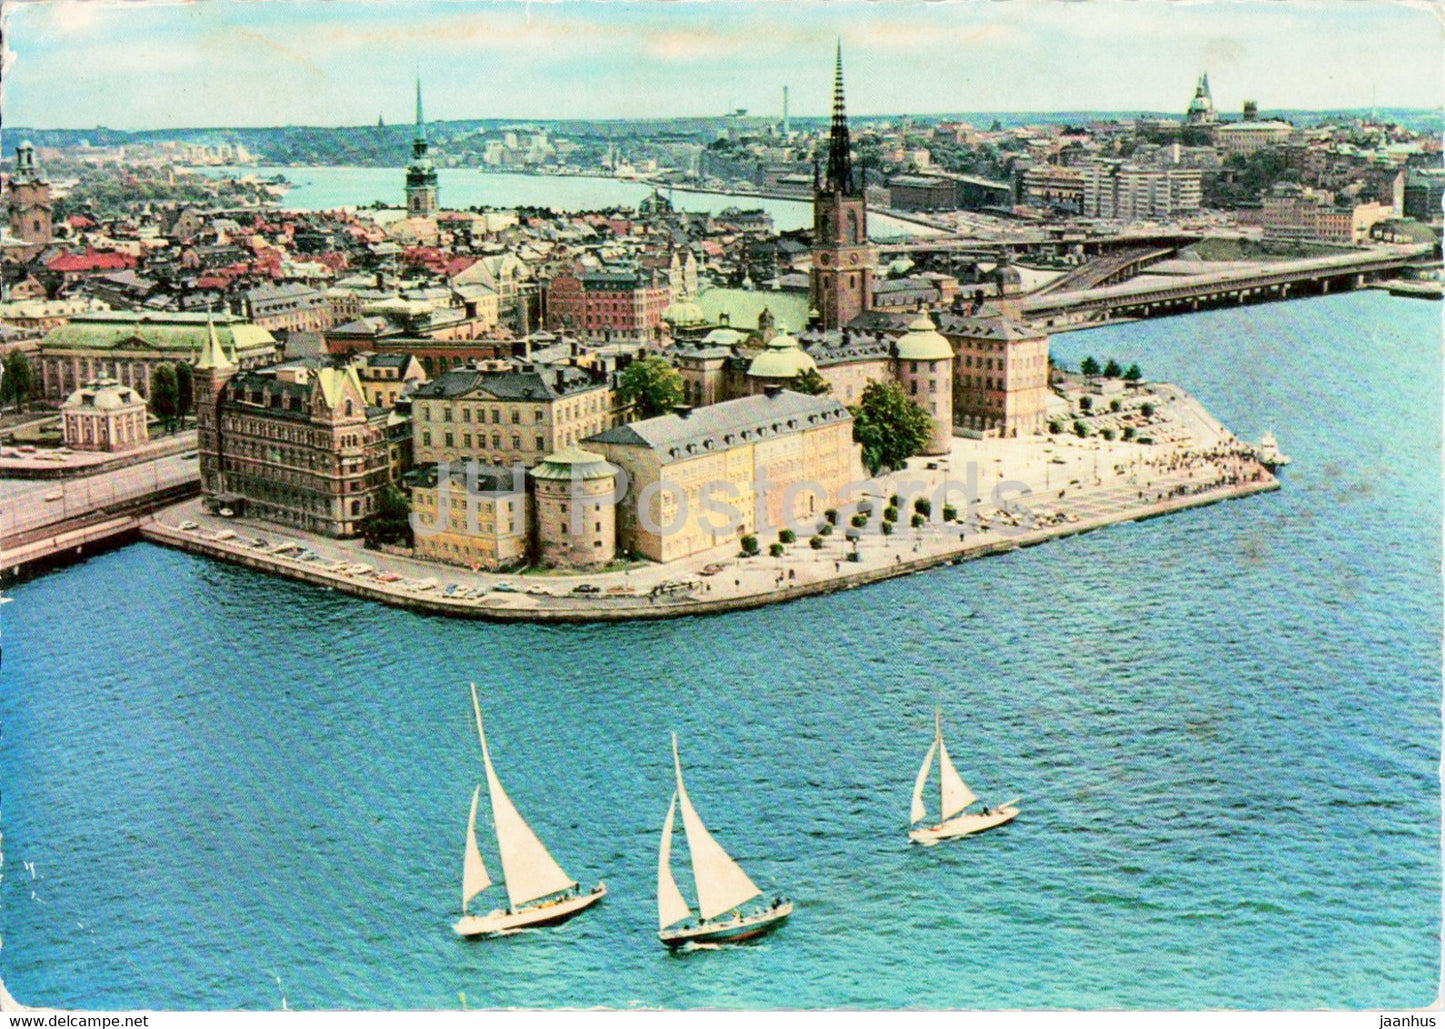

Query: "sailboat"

xmin=908 ymin=709 xmax=1019 ymax=846
xmin=453 ymin=683 xmax=606 ymax=937
xmin=657 ymin=734 xmax=792 ymax=949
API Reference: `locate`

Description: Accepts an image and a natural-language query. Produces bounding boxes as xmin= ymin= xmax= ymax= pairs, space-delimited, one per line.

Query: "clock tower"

xmin=809 ymin=45 xmax=875 ymax=331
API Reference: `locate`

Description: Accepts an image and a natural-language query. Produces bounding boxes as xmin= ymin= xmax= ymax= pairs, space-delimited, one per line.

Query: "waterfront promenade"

xmin=142 ymin=383 xmax=1277 ymax=622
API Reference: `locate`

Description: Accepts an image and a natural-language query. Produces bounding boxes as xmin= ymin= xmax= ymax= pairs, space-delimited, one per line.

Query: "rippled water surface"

xmin=1 ymin=291 xmax=1439 ymax=1009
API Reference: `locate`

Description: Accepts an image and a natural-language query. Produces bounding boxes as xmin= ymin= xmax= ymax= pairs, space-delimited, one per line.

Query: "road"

xmin=0 ymin=453 xmax=200 ymax=539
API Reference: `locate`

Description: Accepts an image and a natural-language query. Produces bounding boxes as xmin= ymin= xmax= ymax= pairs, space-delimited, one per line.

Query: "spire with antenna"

xmin=414 ymin=75 xmax=427 ymax=145
xmin=824 ymin=40 xmax=856 ymax=195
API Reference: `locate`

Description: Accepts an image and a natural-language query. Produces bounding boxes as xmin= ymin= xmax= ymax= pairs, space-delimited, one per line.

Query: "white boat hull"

xmin=909 ymin=805 xmax=1019 ymax=846
xmin=454 ymin=884 xmax=606 ymax=937
xmin=659 ymin=901 xmax=793 ymax=949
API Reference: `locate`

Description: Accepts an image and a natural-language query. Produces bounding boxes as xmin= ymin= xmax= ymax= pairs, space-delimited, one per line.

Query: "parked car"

xmin=525 ymin=586 xmax=552 ymax=597
xmin=178 ymin=520 xmax=199 ymax=531
xmin=492 ymin=582 xmax=518 ymax=593
xmin=571 ymin=583 xmax=600 ymax=595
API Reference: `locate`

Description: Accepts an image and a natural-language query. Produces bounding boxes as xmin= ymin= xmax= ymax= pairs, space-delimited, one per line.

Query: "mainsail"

xmin=672 ymin=735 xmax=761 ymax=922
xmin=462 ymin=784 xmax=491 ymax=912
xmin=938 ymin=740 xmax=978 ymax=822
xmin=471 ymin=684 xmax=575 ymax=909
xmin=910 ymin=738 xmax=938 ymax=825
xmin=657 ymin=792 xmax=693 ymax=931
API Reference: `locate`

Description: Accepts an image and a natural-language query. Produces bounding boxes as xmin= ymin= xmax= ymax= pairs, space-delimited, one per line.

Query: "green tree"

xmin=1080 ymin=356 xmax=1101 ymax=377
xmin=1140 ymin=402 xmax=1156 ymax=418
xmin=174 ymin=361 xmax=194 ymax=422
xmin=1124 ymin=363 xmax=1143 ymax=382
xmin=150 ymin=363 xmax=180 ymax=433
xmin=788 ymin=367 xmax=831 ymax=396
xmin=1073 ymin=420 xmax=1088 ymax=438
xmin=768 ymin=542 xmax=785 ymax=558
xmin=1103 ymin=358 xmax=1122 ymax=378
xmin=359 ymin=484 xmax=413 ymax=547
xmin=617 ymin=356 xmax=685 ymax=419
xmin=849 ymin=380 xmax=934 ymax=475
xmin=1079 ymin=396 xmax=1093 ymax=413
xmin=809 ymin=535 xmax=825 ymax=550
xmin=1 ymin=351 xmax=35 ymax=414
xmin=739 ymin=533 xmax=760 ymax=557
xmin=778 ymin=528 xmax=796 ymax=544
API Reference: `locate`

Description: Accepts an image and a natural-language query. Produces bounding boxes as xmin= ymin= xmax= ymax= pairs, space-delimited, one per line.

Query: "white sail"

xmin=462 ymin=784 xmax=491 ymax=912
xmin=472 ymin=685 xmax=575 ymax=909
xmin=672 ymin=735 xmax=761 ymax=922
xmin=938 ymin=740 xmax=978 ymax=821
xmin=657 ymin=792 xmax=693 ymax=931
xmin=910 ymin=738 xmax=938 ymax=825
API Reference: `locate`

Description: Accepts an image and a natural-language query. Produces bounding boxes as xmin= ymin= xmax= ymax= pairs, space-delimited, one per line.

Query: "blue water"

xmin=1 ymin=291 xmax=1439 ymax=1009
xmin=197 ymin=164 xmax=932 ymax=239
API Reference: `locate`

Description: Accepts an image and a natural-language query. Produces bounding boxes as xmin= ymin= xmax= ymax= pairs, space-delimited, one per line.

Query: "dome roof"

xmin=661 ymin=298 xmax=707 ymax=327
xmin=701 ymin=327 xmax=745 ymax=347
xmin=747 ymin=328 xmax=816 ymax=380
xmin=62 ymin=379 xmax=143 ymax=411
xmin=530 ymin=445 xmax=616 ymax=482
xmin=894 ymin=313 xmax=953 ymax=361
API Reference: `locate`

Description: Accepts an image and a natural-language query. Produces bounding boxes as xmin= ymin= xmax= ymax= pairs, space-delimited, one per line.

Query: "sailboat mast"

xmin=936 ymin=707 xmax=944 ymax=825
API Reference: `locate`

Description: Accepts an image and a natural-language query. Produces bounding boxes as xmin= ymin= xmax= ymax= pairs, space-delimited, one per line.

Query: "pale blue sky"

xmin=2 ymin=1 xmax=1441 ymax=130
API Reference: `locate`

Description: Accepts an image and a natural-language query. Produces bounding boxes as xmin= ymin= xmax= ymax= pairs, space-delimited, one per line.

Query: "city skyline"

xmin=1 ymin=0 xmax=1441 ymax=131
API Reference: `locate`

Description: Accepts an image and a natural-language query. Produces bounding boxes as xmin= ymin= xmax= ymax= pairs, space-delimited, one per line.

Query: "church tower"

xmin=809 ymin=45 xmax=875 ymax=331
xmin=194 ymin=317 xmax=237 ymax=496
xmin=405 ymin=78 xmax=439 ymax=216
xmin=6 ymin=142 xmax=52 ymax=245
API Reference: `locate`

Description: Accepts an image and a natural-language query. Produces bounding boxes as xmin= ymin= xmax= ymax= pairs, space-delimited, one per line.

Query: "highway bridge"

xmin=0 ymin=452 xmax=200 ymax=577
xmin=1016 ymin=245 xmax=1436 ymax=329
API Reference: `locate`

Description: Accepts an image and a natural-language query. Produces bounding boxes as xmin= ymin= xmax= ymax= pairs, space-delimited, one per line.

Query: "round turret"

xmin=746 ymin=327 xmax=816 ymax=381
xmin=530 ymin=446 xmax=617 ymax=570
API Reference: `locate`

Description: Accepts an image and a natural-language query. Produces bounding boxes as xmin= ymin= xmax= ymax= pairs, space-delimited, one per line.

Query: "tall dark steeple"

xmin=809 ymin=44 xmax=875 ymax=331
xmin=405 ymin=76 xmax=439 ymax=216
xmin=824 ymin=41 xmax=856 ymax=195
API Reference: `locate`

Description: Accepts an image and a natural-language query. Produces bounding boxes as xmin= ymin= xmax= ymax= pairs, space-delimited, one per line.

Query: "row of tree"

xmin=1079 ymin=356 xmax=1142 ymax=381
xmin=148 ymin=361 xmax=195 ymax=433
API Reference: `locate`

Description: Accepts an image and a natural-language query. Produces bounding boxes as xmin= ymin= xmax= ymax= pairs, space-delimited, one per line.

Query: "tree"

xmin=359 ymin=484 xmax=412 ymax=547
xmin=1073 ymin=420 xmax=1088 ymax=438
xmin=788 ymin=367 xmax=831 ymax=396
xmin=1124 ymin=363 xmax=1143 ymax=382
xmin=174 ymin=361 xmax=194 ymax=422
xmin=1 ymin=351 xmax=35 ymax=414
xmin=1079 ymin=396 xmax=1093 ymax=413
xmin=150 ymin=363 xmax=180 ymax=433
xmin=849 ymin=380 xmax=934 ymax=475
xmin=1140 ymin=402 xmax=1156 ymax=418
xmin=778 ymin=528 xmax=796 ymax=544
xmin=617 ymin=356 xmax=685 ymax=419
xmin=1103 ymin=358 xmax=1122 ymax=378
xmin=1080 ymin=356 xmax=1101 ymax=377
xmin=740 ymin=533 xmax=760 ymax=557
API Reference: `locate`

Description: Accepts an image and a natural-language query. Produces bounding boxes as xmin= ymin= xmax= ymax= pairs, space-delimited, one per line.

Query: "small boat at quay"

xmin=657 ymin=734 xmax=792 ymax=948
xmin=909 ymin=709 xmax=1019 ymax=846
xmin=1255 ymin=431 xmax=1292 ymax=471
xmin=453 ymin=683 xmax=605 ymax=937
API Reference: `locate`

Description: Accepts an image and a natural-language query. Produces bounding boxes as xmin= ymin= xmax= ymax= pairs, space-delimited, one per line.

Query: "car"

xmin=212 ymin=530 xmax=236 ymax=541
xmin=700 ymin=563 xmax=726 ymax=576
xmin=525 ymin=586 xmax=552 ymax=597
xmin=492 ymin=582 xmax=518 ymax=593
xmin=571 ymin=583 xmax=600 ymax=595
xmin=443 ymin=583 xmax=460 ymax=597
xmin=604 ymin=585 xmax=636 ymax=596
xmin=247 ymin=538 xmax=268 ymax=549
xmin=218 ymin=508 xmax=235 ymax=518
xmin=375 ymin=572 xmax=401 ymax=583
xmin=43 ymin=490 xmax=63 ymax=502
xmin=178 ymin=520 xmax=199 ymax=531
xmin=464 ymin=587 xmax=488 ymax=599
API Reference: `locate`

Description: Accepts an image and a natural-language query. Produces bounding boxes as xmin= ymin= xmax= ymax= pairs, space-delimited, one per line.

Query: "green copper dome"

xmin=894 ymin=312 xmax=953 ymax=361
xmin=530 ymin=446 xmax=616 ymax=481
xmin=747 ymin=328 xmax=817 ymax=379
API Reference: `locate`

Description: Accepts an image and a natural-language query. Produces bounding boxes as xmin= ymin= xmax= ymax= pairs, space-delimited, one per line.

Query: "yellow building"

xmin=60 ymin=378 xmax=148 ymax=452
xmin=409 ymin=462 xmax=528 ymax=570
xmin=586 ymin=389 xmax=862 ymax=563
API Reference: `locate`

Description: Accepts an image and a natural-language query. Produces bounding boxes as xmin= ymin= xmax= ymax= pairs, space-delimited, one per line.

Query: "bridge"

xmin=0 ymin=452 xmax=200 ymax=577
xmin=1016 ymin=245 xmax=1436 ymax=329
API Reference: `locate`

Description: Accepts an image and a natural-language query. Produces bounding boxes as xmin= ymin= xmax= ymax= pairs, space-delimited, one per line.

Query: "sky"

xmin=1 ymin=0 xmax=1441 ymax=130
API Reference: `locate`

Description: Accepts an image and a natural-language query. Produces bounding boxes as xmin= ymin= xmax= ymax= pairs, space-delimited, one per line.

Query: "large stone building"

xmin=1262 ymin=183 xmax=1391 ymax=244
xmin=60 ymin=378 xmax=148 ymax=453
xmin=810 ymin=46 xmax=876 ymax=330
xmin=409 ymin=462 xmax=528 ymax=571
xmin=37 ymin=311 xmax=279 ymax=400
xmin=410 ymin=364 xmax=620 ymax=469
xmin=545 ymin=267 xmax=673 ymax=343
xmin=586 ymin=389 xmax=863 ymax=563
xmin=4 ymin=142 xmax=52 ymax=246
xmin=1214 ymin=121 xmax=1294 ymax=157
xmin=194 ymin=327 xmax=392 ymax=538
xmin=1081 ymin=160 xmax=1202 ymax=222
xmin=237 ymin=283 xmax=334 ymax=333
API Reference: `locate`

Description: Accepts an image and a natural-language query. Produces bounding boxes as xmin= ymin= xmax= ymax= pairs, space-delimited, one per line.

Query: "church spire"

xmin=824 ymin=41 xmax=855 ymax=195
xmin=414 ymin=76 xmax=427 ymax=145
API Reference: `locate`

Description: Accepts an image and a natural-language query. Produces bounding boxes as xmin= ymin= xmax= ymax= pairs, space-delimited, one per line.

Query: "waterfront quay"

xmin=142 ymin=382 xmax=1276 ymax=622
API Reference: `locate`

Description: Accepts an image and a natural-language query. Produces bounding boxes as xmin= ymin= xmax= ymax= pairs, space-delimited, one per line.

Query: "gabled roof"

xmin=586 ymin=389 xmax=849 ymax=458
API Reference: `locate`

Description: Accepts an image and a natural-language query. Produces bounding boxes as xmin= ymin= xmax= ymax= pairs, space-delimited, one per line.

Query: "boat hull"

xmin=659 ymin=901 xmax=793 ymax=949
xmin=910 ymin=805 xmax=1019 ymax=846
xmin=454 ymin=883 xmax=606 ymax=937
